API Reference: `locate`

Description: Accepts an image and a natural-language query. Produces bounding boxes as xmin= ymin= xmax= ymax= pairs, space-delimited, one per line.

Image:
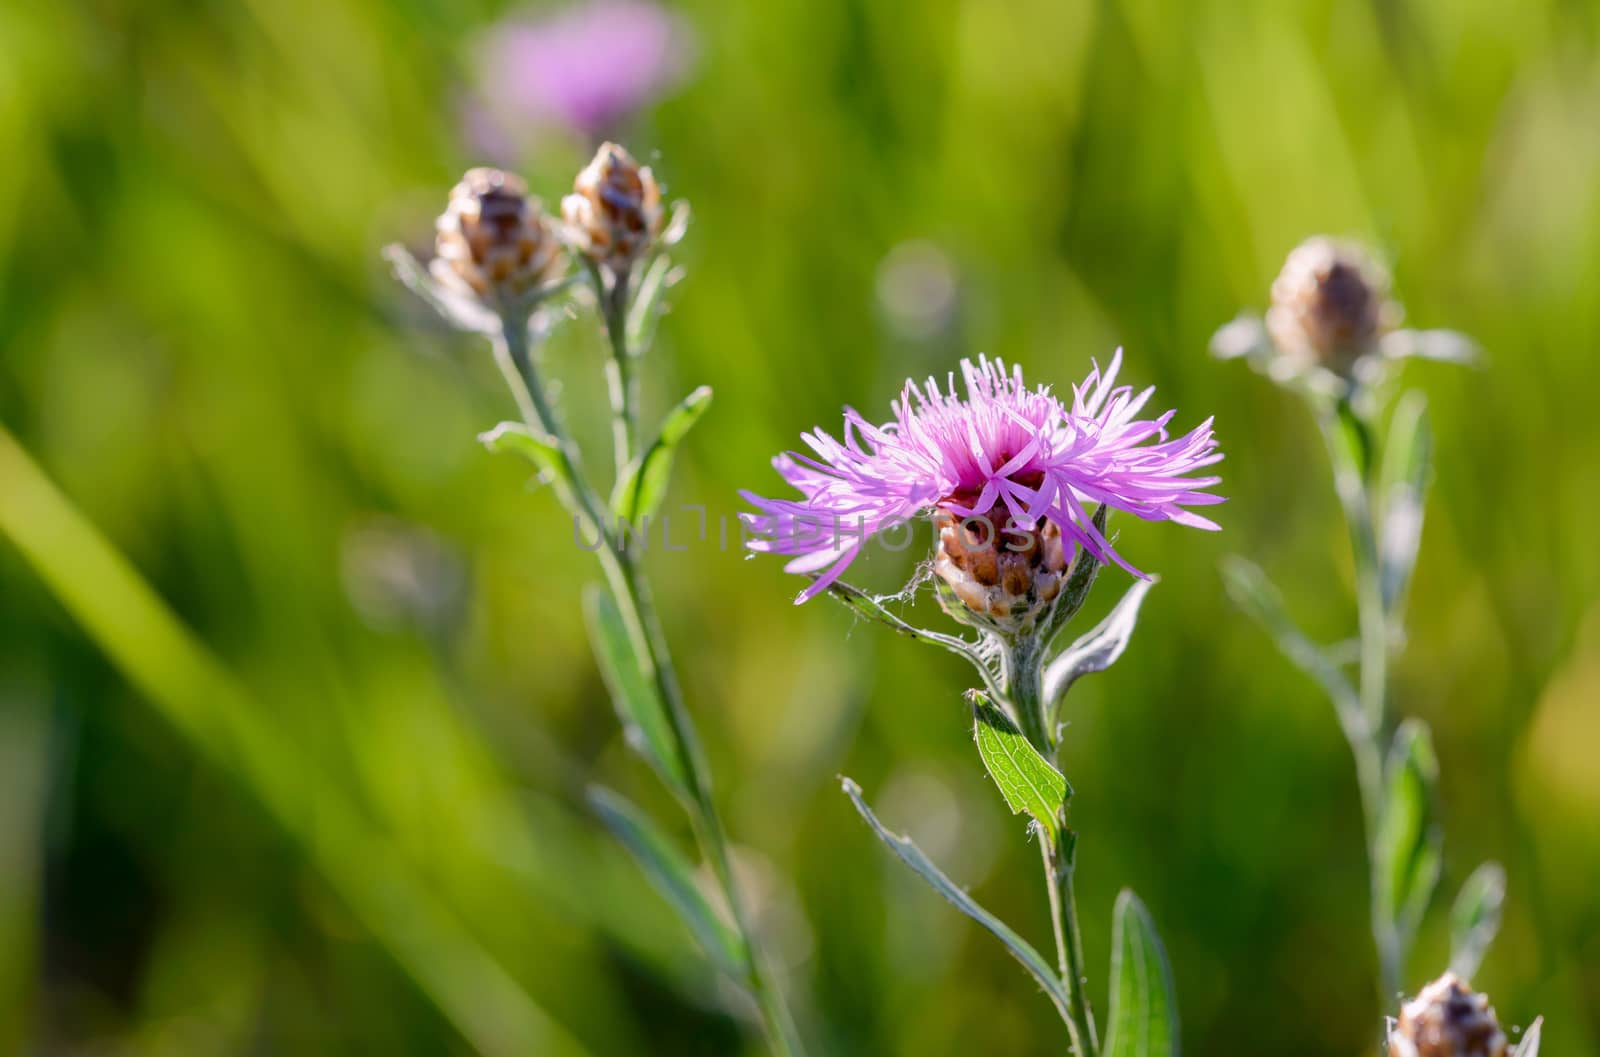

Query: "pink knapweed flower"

xmin=741 ymin=351 xmax=1223 ymax=602
xmin=480 ymin=1 xmax=694 ymax=139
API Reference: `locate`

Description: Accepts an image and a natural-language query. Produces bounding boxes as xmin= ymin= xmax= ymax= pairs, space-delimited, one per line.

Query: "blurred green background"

xmin=3 ymin=0 xmax=1599 ymax=1054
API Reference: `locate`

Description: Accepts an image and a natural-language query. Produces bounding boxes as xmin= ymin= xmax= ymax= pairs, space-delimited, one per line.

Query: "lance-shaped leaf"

xmin=480 ymin=421 xmax=570 ymax=490
xmin=970 ymin=691 xmax=1070 ymax=849
xmin=582 ymin=585 xmax=688 ymax=794
xmin=625 ymin=251 xmax=684 ymax=354
xmin=1376 ymin=720 xmax=1442 ymax=946
xmin=588 ymin=787 xmax=747 ymax=977
xmin=611 ymin=386 xmax=713 ymax=524
xmin=1104 ymin=889 xmax=1180 ymax=1057
xmin=383 ymin=243 xmax=501 ymax=334
xmin=1044 ymin=577 xmax=1156 ymax=708
xmin=1380 ymin=328 xmax=1482 ymax=366
xmin=823 ymin=580 xmax=1002 ymax=699
xmin=1220 ymin=556 xmax=1363 ymax=736
xmin=1332 ymin=397 xmax=1376 ymax=485
xmin=840 ymin=778 xmax=1075 ymax=1029
xmin=1209 ymin=314 xmax=1270 ymax=362
xmin=1449 ymin=860 xmax=1506 ymax=981
xmin=1377 ymin=392 xmax=1433 ymax=614
xmin=1512 ymin=1017 xmax=1542 ymax=1057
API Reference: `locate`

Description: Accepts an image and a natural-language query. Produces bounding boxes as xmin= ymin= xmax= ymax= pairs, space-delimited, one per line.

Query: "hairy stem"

xmin=523 ymin=294 xmax=805 ymax=1057
xmin=1317 ymin=403 xmax=1402 ymax=1008
xmin=1008 ymin=640 xmax=1098 ymax=1057
xmin=598 ymin=266 xmax=637 ymax=481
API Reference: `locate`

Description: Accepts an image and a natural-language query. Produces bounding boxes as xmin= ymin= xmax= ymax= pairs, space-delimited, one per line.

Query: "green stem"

xmin=501 ymin=303 xmax=805 ymax=1057
xmin=1007 ymin=639 xmax=1098 ymax=1057
xmin=598 ymin=267 xmax=637 ymax=482
xmin=1316 ymin=402 xmax=1402 ymax=1008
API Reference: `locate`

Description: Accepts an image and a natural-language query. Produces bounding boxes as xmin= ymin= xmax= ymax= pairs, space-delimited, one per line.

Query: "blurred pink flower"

xmin=479 ymin=1 xmax=695 ymax=139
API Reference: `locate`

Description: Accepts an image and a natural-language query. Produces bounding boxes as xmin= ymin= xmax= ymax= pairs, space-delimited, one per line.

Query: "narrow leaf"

xmin=1449 ymin=861 xmax=1506 ymax=981
xmin=822 ymin=580 xmax=1002 ymax=699
xmin=480 ymin=421 xmax=570 ymax=488
xmin=971 ymin=691 xmax=1070 ymax=848
xmin=382 ymin=243 xmax=500 ymax=334
xmin=1104 ymin=889 xmax=1180 ymax=1057
xmin=840 ymin=777 xmax=1074 ymax=1024
xmin=1209 ymin=314 xmax=1269 ymax=361
xmin=1380 ymin=328 xmax=1482 ymax=365
xmin=610 ymin=386 xmax=713 ymax=523
xmin=1044 ymin=577 xmax=1156 ymax=706
xmin=1512 ymin=1017 xmax=1542 ymax=1057
xmin=1376 ymin=719 xmax=1442 ymax=945
xmin=1220 ymin=556 xmax=1363 ymax=735
xmin=588 ymin=787 xmax=747 ymax=977
xmin=1377 ymin=392 xmax=1432 ymax=614
xmin=582 ymin=585 xmax=688 ymax=794
xmin=625 ymin=252 xmax=681 ymax=353
xmin=1332 ymin=398 xmax=1376 ymax=484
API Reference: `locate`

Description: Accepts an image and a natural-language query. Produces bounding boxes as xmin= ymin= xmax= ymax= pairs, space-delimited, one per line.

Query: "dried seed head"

xmin=1266 ymin=236 xmax=1400 ymax=376
xmin=933 ymin=508 xmax=1069 ymax=636
xmin=562 ymin=141 xmax=663 ymax=276
xmin=1389 ymin=974 xmax=1508 ymax=1057
xmin=432 ymin=167 xmax=564 ymax=301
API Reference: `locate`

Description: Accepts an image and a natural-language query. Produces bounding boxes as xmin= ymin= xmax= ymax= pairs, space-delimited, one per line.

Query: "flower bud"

xmin=1266 ymin=236 xmax=1399 ymax=376
xmin=1389 ymin=973 xmax=1508 ymax=1057
xmin=432 ymin=167 xmax=564 ymax=301
xmin=933 ymin=508 xmax=1069 ymax=636
xmin=562 ymin=142 xmax=663 ymax=276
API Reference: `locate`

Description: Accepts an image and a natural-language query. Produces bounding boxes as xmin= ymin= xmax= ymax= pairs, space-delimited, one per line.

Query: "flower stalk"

xmin=1214 ymin=238 xmax=1513 ymax=1040
xmin=745 ymin=352 xmax=1208 ymax=1052
xmin=392 ymin=155 xmax=806 ymax=1057
xmin=582 ymin=280 xmax=806 ymax=1057
xmin=1004 ymin=636 xmax=1100 ymax=1057
xmin=1315 ymin=398 xmax=1404 ymax=1003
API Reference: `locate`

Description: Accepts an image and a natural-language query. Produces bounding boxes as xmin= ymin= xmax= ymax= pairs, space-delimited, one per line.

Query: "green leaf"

xmin=588 ymin=786 xmax=747 ymax=977
xmin=1333 ymin=397 xmax=1376 ymax=482
xmin=1512 ymin=1017 xmax=1542 ymax=1057
xmin=970 ymin=690 xmax=1070 ymax=849
xmin=822 ymin=580 xmax=1002 ymax=700
xmin=1220 ymin=556 xmax=1363 ymax=736
xmin=840 ymin=777 xmax=1074 ymax=1026
xmin=1449 ymin=860 xmax=1506 ymax=981
xmin=1104 ymin=889 xmax=1180 ymax=1057
xmin=610 ymin=386 xmax=713 ymax=523
xmin=1376 ymin=719 xmax=1442 ymax=945
xmin=625 ymin=252 xmax=681 ymax=353
xmin=582 ymin=585 xmax=688 ymax=794
xmin=480 ymin=421 xmax=569 ymax=486
xmin=1044 ymin=577 xmax=1156 ymax=706
xmin=1377 ymin=392 xmax=1433 ymax=614
xmin=382 ymin=242 xmax=500 ymax=334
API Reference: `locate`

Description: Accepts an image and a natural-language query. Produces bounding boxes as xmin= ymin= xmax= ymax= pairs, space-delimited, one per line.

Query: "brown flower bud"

xmin=1266 ymin=236 xmax=1400 ymax=376
xmin=1390 ymin=973 xmax=1508 ymax=1057
xmin=432 ymin=167 xmax=564 ymax=301
xmin=562 ymin=142 xmax=663 ymax=276
xmin=933 ymin=507 xmax=1069 ymax=635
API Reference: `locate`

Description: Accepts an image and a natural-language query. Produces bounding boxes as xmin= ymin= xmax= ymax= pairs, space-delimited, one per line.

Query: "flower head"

xmin=742 ymin=351 xmax=1223 ymax=603
xmin=478 ymin=1 xmax=693 ymax=140
xmin=1266 ymin=236 xmax=1399 ymax=377
xmin=1389 ymin=973 xmax=1508 ymax=1057
xmin=432 ymin=167 xmax=564 ymax=301
xmin=563 ymin=142 xmax=664 ymax=277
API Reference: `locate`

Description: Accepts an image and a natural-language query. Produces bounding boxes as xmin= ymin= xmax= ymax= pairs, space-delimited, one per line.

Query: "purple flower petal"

xmin=743 ymin=352 xmax=1225 ymax=598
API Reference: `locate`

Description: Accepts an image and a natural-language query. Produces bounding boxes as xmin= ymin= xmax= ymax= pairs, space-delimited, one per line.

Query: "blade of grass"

xmin=0 ymin=425 xmax=593 ymax=1057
